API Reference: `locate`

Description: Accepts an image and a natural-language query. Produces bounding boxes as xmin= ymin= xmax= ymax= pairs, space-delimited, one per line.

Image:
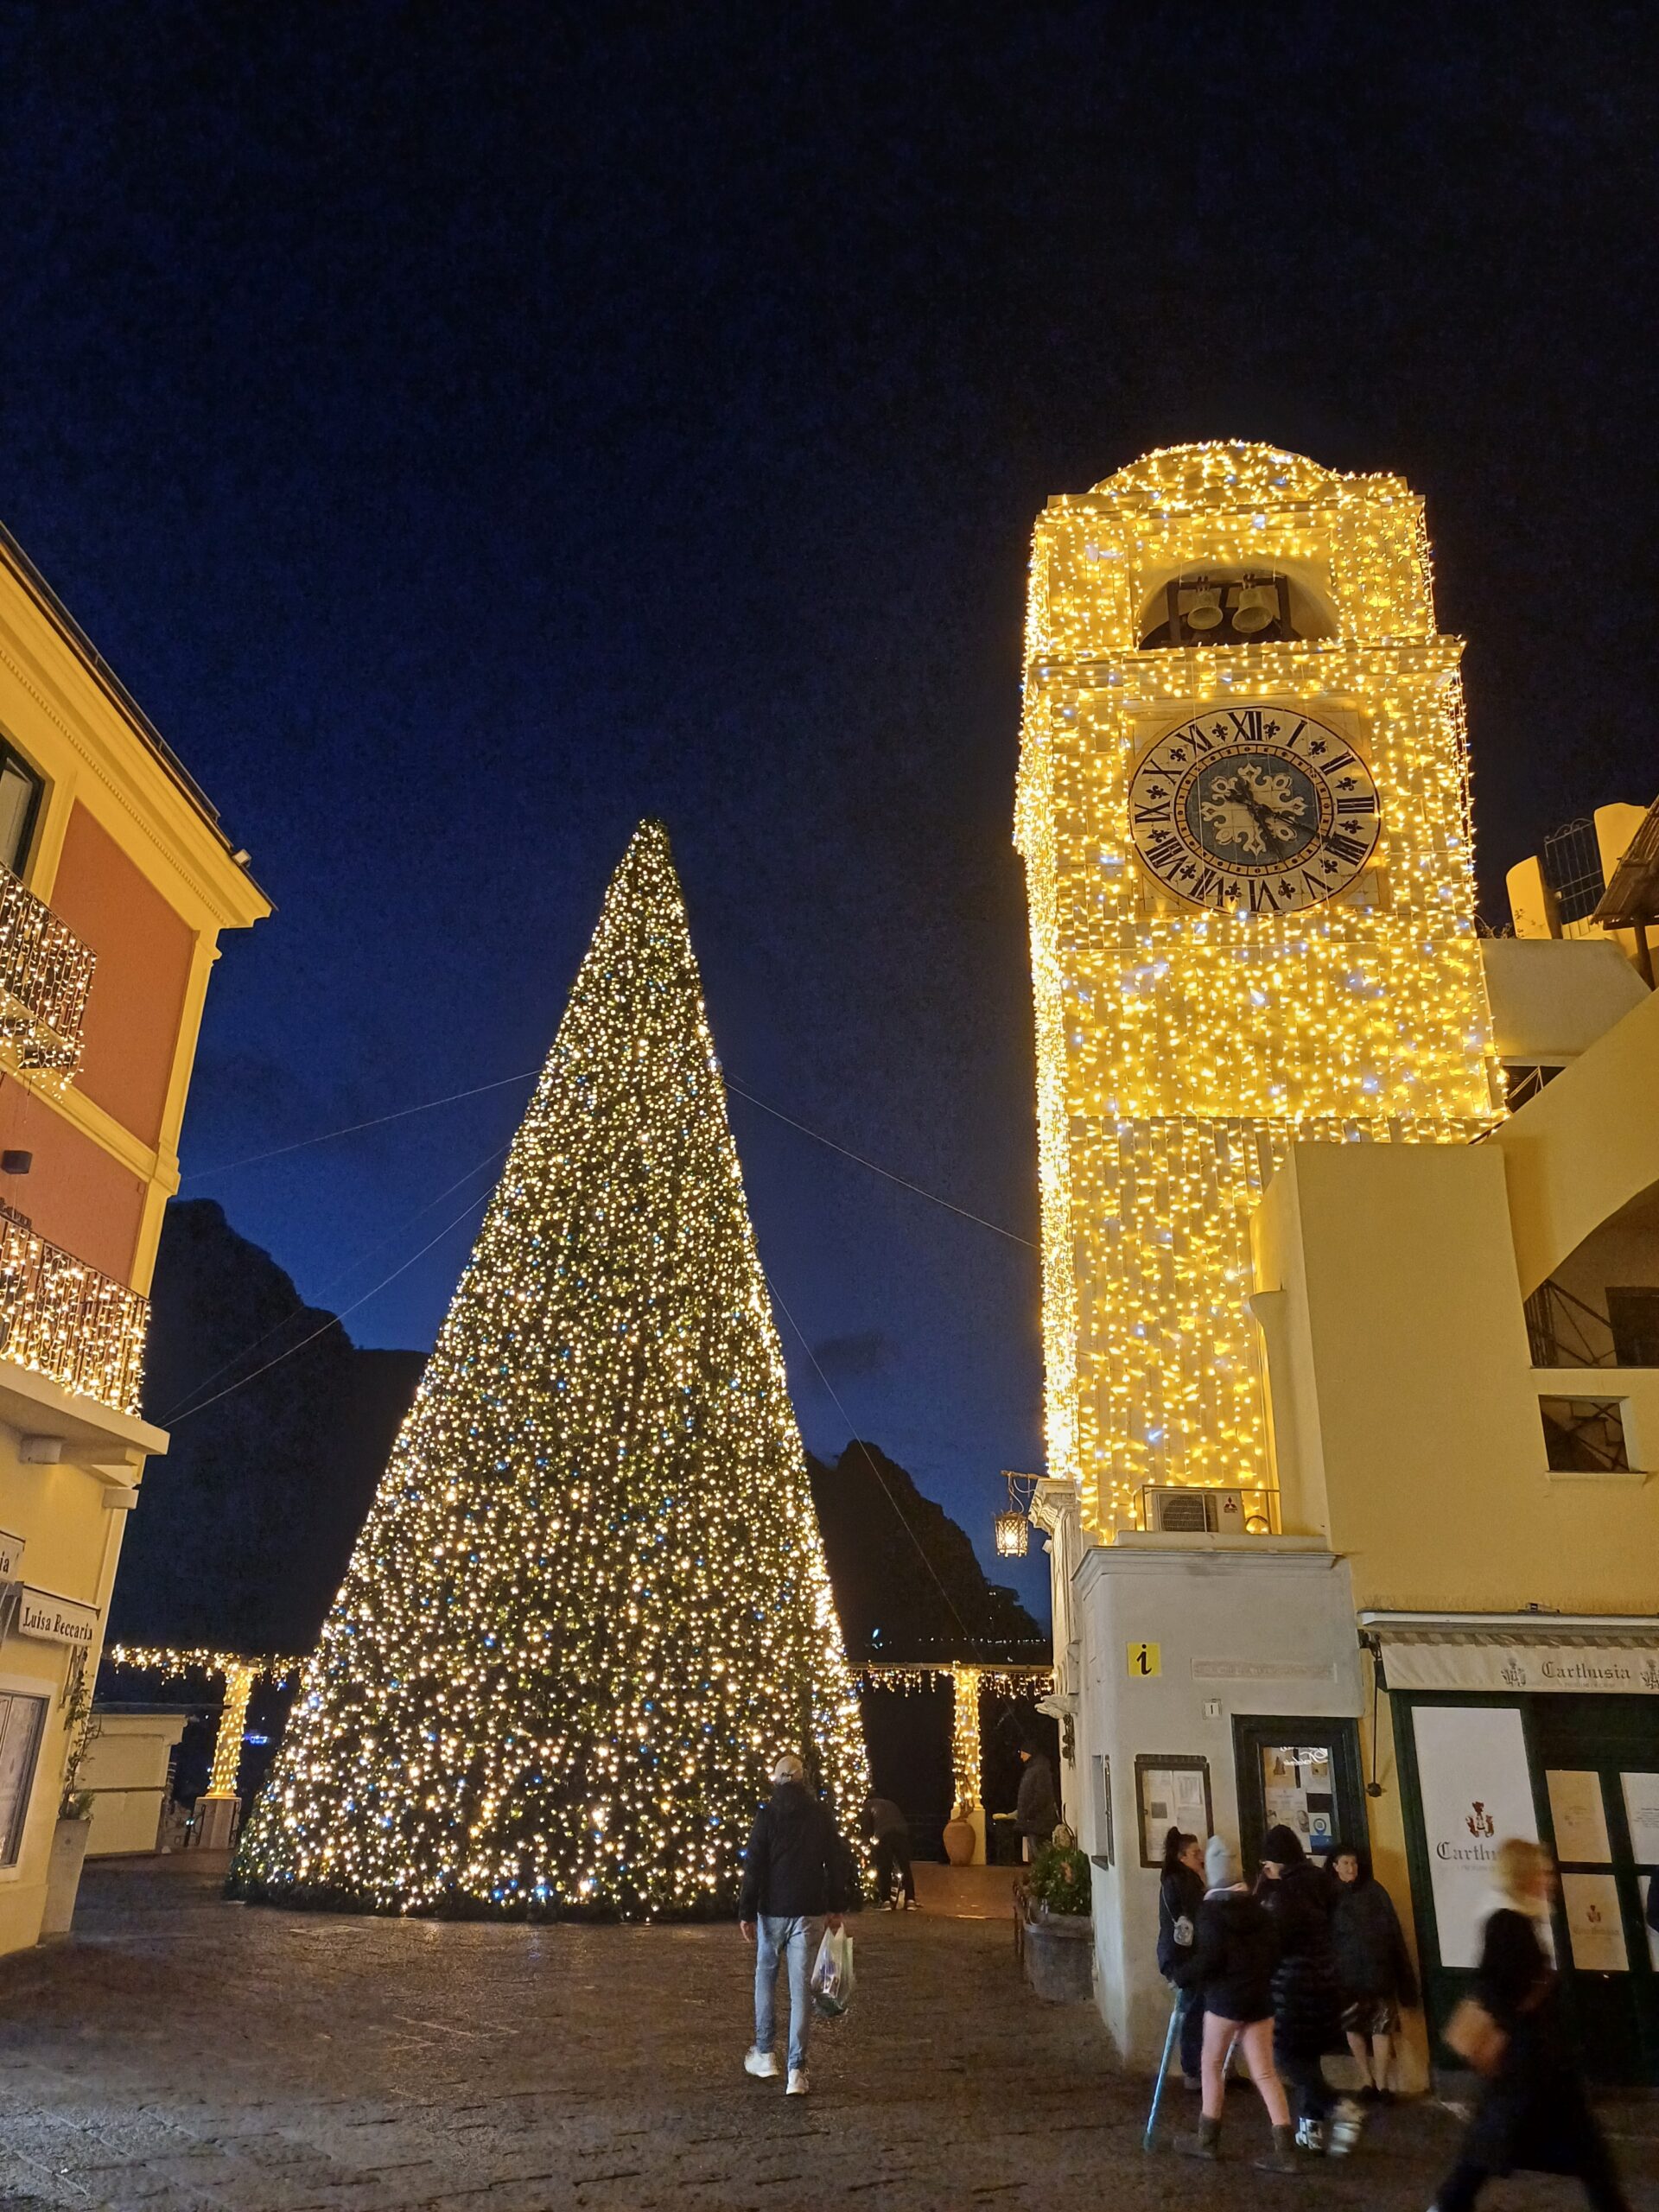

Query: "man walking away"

xmin=740 ymin=1751 xmax=852 ymax=2096
xmin=1014 ymin=1734 xmax=1060 ymax=1862
xmin=865 ymin=1793 xmax=916 ymax=1910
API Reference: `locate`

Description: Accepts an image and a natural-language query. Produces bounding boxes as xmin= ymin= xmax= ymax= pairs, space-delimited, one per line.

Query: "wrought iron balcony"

xmin=0 ymin=859 xmax=95 ymax=1077
xmin=0 ymin=1211 xmax=148 ymax=1416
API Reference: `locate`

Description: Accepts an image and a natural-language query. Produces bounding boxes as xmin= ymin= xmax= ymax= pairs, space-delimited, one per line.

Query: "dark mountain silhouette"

xmin=115 ymin=1199 xmax=424 ymax=1655
xmin=806 ymin=1440 xmax=1045 ymax=1663
xmin=115 ymin=1205 xmax=1048 ymax=1844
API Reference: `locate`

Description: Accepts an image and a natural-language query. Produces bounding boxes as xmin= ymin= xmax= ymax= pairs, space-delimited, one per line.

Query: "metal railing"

xmin=1522 ymin=1279 xmax=1659 ymax=1370
xmin=0 ymin=859 xmax=95 ymax=1076
xmin=0 ymin=1214 xmax=148 ymax=1414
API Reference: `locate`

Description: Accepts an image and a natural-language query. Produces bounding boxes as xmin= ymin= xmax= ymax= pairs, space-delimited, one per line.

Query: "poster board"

xmin=1411 ymin=1704 xmax=1537 ymax=1970
xmin=1135 ymin=1754 xmax=1211 ymax=1868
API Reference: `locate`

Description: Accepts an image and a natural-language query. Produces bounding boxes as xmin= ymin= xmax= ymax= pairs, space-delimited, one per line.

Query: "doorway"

xmin=1233 ymin=1713 xmax=1368 ymax=1874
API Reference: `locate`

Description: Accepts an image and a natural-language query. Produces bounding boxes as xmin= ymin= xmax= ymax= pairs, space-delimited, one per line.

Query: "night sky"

xmin=2 ymin=9 xmax=1650 ymax=1620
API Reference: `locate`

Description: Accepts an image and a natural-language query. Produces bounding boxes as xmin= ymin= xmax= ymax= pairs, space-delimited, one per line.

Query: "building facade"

xmin=0 ymin=520 xmax=267 ymax=1953
xmin=1017 ymin=444 xmax=1659 ymax=2084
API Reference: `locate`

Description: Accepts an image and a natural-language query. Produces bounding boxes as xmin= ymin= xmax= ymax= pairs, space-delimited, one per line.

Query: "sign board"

xmin=1561 ymin=1872 xmax=1627 ymax=1972
xmin=1127 ymin=1641 xmax=1161 ymax=1679
xmin=1412 ymin=1703 xmax=1537 ymax=1970
xmin=1622 ymin=1773 xmax=1659 ymax=1864
xmin=16 ymin=1586 xmax=98 ymax=1650
xmin=1385 ymin=1640 xmax=1659 ymax=1696
xmin=0 ymin=1528 xmax=24 ymax=1584
xmin=1546 ymin=1770 xmax=1611 ymax=1863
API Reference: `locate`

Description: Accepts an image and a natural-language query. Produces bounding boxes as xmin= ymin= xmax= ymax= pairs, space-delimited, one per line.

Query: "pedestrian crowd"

xmin=736 ymin=1745 xmax=1640 ymax=2212
xmin=1159 ymin=1820 xmax=1634 ymax=2204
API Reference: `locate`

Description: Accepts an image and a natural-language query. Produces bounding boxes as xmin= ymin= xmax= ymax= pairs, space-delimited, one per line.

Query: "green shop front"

xmin=1367 ymin=1612 xmax=1659 ymax=2087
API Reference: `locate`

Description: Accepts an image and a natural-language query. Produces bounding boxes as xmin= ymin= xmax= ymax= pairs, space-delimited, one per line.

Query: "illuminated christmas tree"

xmin=234 ymin=821 xmax=868 ymax=1917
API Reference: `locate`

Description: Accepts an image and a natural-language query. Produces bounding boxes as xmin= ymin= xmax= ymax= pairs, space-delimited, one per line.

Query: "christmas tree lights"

xmin=1015 ymin=444 xmax=1500 ymax=1530
xmin=234 ymin=821 xmax=868 ymax=1917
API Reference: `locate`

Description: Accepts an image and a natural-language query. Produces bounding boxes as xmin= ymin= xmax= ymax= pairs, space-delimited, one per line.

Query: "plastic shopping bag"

xmin=810 ymin=1927 xmax=855 ymax=2018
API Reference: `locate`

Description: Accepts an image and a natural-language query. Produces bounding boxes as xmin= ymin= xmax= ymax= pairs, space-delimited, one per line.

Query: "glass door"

xmin=1532 ymin=1695 xmax=1659 ymax=2086
xmin=1232 ymin=1714 xmax=1366 ymax=1876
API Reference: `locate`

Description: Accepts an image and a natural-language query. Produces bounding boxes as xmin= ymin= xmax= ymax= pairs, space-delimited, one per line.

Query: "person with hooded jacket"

xmin=1329 ymin=1843 xmax=1418 ymax=2101
xmin=1257 ymin=1823 xmax=1357 ymax=2156
xmin=1178 ymin=1835 xmax=1299 ymax=2172
xmin=739 ymin=1752 xmax=852 ymax=2097
xmin=1157 ymin=1827 xmax=1207 ymax=2088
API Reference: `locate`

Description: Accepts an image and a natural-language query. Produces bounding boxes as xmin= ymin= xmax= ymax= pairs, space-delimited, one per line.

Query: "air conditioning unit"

xmin=1140 ymin=1485 xmax=1250 ymax=1535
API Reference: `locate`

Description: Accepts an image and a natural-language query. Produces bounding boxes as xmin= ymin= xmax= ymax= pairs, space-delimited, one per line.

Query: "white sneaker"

xmin=786 ymin=2069 xmax=810 ymax=2095
xmin=1295 ymin=2118 xmax=1326 ymax=2154
xmin=1327 ymin=2100 xmax=1365 ymax=2158
xmin=744 ymin=2048 xmax=779 ymax=2079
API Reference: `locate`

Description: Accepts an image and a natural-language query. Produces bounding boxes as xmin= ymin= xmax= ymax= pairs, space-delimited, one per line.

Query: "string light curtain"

xmin=234 ymin=820 xmax=868 ymax=1918
xmin=1015 ymin=444 xmax=1499 ymax=1532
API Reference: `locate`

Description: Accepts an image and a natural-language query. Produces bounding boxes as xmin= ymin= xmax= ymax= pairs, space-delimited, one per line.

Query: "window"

xmin=0 ymin=1690 xmax=48 ymax=1866
xmin=0 ymin=738 xmax=44 ymax=876
xmin=1608 ymin=1288 xmax=1659 ymax=1370
xmin=1540 ymin=1396 xmax=1629 ymax=1473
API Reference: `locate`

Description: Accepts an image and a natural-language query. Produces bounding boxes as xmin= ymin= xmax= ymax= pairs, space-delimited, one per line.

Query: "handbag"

xmin=1442 ymin=1996 xmax=1506 ymax=2077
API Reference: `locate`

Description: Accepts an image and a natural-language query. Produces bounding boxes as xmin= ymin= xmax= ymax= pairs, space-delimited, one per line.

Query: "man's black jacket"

xmin=739 ymin=1781 xmax=851 ymax=1919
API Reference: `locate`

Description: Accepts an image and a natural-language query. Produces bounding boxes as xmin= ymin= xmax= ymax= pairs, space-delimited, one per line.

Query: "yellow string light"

xmin=231 ymin=821 xmax=868 ymax=1918
xmin=1015 ymin=443 xmax=1499 ymax=1532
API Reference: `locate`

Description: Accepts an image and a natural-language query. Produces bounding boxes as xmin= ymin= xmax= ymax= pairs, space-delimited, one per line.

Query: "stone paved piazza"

xmin=2 ymin=1859 xmax=1655 ymax=2211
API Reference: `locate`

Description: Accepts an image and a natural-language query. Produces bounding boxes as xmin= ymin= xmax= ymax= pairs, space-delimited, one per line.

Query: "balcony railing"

xmin=0 ymin=1211 xmax=147 ymax=1416
xmin=1525 ymin=1279 xmax=1659 ymax=1370
xmin=0 ymin=859 xmax=95 ymax=1077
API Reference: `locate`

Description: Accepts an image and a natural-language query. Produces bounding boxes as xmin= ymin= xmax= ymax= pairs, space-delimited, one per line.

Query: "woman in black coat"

xmin=1257 ymin=1823 xmax=1351 ymax=2153
xmin=1157 ymin=1827 xmax=1206 ymax=2087
xmin=1433 ymin=1839 xmax=1630 ymax=2212
xmin=1330 ymin=1843 xmax=1418 ymax=2101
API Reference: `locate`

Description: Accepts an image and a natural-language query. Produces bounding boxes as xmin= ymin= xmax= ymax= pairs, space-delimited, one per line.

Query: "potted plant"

xmin=1020 ymin=1833 xmax=1094 ymax=2002
xmin=40 ymin=1668 xmax=99 ymax=1940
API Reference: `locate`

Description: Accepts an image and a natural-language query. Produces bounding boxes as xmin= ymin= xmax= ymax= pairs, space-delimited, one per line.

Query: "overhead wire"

xmin=160 ymin=1141 xmax=512 ymax=1423
xmin=762 ymin=1268 xmax=988 ymax=1655
xmin=162 ymin=1185 xmax=497 ymax=1428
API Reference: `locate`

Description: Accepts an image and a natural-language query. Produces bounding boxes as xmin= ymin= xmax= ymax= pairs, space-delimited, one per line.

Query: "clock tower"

xmin=1015 ymin=443 xmax=1501 ymax=1536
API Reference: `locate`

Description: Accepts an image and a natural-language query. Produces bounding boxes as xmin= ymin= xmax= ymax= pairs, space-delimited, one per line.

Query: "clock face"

xmin=1127 ymin=705 xmax=1381 ymax=915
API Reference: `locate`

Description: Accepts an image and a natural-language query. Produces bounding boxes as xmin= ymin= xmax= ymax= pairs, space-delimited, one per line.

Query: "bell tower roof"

xmin=1087 ymin=442 xmax=1406 ymax=512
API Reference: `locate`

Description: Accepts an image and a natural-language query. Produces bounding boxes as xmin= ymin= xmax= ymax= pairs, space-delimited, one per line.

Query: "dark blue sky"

xmin=2 ymin=7 xmax=1649 ymax=1619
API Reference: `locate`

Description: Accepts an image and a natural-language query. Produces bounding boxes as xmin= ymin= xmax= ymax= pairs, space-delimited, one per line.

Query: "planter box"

xmin=1022 ymin=1908 xmax=1095 ymax=2003
xmin=39 ymin=1815 xmax=92 ymax=1940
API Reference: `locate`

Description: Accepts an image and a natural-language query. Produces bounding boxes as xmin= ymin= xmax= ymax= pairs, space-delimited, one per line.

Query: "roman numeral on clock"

xmin=1247 ymin=879 xmax=1281 ymax=913
xmin=1192 ymin=864 xmax=1227 ymax=906
xmin=1325 ymin=830 xmax=1370 ymax=866
xmin=1227 ymin=709 xmax=1264 ymax=742
xmin=1320 ymin=752 xmax=1357 ymax=775
xmin=1335 ymin=794 xmax=1374 ymax=816
xmin=1134 ymin=800 xmax=1173 ymax=826
xmin=1144 ymin=831 xmax=1182 ymax=872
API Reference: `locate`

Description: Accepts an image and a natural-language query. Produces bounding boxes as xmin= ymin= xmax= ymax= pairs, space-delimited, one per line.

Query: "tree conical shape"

xmin=235 ymin=822 xmax=868 ymax=1916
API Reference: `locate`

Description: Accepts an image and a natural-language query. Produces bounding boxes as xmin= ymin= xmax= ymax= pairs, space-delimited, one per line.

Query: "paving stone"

xmin=1 ymin=1858 xmax=1656 ymax=2211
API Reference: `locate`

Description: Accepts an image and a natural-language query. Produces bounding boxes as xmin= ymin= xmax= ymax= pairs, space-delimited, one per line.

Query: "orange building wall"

xmin=0 ymin=1070 xmax=146 ymax=1283
xmin=46 ymin=804 xmax=197 ymax=1148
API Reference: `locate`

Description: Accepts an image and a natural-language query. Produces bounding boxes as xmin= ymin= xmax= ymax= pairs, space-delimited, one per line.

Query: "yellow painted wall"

xmin=1489 ymin=985 xmax=1659 ymax=1298
xmin=0 ymin=527 xmax=268 ymax=1955
xmin=1254 ymin=1135 xmax=1659 ymax=1614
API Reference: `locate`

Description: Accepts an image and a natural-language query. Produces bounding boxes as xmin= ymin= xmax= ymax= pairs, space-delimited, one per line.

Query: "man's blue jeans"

xmin=754 ymin=1914 xmax=823 ymax=2075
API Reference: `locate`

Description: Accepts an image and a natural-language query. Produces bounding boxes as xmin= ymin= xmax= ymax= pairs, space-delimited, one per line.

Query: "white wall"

xmin=1071 ymin=1538 xmax=1363 ymax=2062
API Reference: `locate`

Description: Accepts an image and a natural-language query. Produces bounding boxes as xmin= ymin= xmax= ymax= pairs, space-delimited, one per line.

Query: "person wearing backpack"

xmin=739 ymin=1751 xmax=852 ymax=2099
xmin=1179 ymin=1835 xmax=1300 ymax=2173
xmin=1157 ymin=1827 xmax=1207 ymax=2088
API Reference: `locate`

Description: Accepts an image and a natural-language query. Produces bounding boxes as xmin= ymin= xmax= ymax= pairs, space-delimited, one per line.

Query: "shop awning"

xmin=1359 ymin=1611 xmax=1659 ymax=1697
